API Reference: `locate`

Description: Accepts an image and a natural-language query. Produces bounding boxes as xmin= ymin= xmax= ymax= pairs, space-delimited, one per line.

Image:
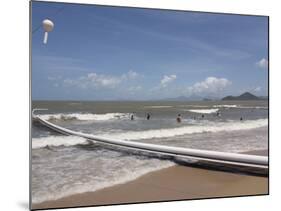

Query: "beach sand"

xmin=32 ymin=150 xmax=268 ymax=210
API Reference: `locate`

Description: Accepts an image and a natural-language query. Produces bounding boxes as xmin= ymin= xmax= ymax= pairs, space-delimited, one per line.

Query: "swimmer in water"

xmin=177 ymin=114 xmax=182 ymax=123
xmin=146 ymin=113 xmax=151 ymax=120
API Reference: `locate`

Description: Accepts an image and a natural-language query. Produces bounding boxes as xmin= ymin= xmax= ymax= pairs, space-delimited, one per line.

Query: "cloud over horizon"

xmin=63 ymin=71 xmax=139 ymax=89
xmin=186 ymin=77 xmax=232 ymax=96
xmin=160 ymin=74 xmax=177 ymax=87
xmin=253 ymin=86 xmax=262 ymax=92
xmin=256 ymin=58 xmax=268 ymax=69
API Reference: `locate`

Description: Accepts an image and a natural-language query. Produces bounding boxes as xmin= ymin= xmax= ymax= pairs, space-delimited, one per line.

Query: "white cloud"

xmin=256 ymin=58 xmax=268 ymax=69
xmin=122 ymin=70 xmax=139 ymax=80
xmin=253 ymin=86 xmax=262 ymax=92
xmin=63 ymin=71 xmax=139 ymax=89
xmin=90 ymin=73 xmax=122 ymax=88
xmin=187 ymin=77 xmax=232 ymax=95
xmin=160 ymin=74 xmax=177 ymax=87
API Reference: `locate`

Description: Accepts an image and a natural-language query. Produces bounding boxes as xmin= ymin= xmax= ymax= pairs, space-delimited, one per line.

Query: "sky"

xmin=32 ymin=1 xmax=268 ymax=100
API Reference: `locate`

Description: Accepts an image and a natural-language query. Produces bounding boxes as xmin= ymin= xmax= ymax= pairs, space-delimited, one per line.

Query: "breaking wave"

xmin=104 ymin=118 xmax=267 ymax=141
xmin=32 ymin=136 xmax=89 ymax=149
xmin=213 ymin=105 xmax=268 ymax=109
xmin=213 ymin=105 xmax=238 ymax=108
xmin=40 ymin=113 xmax=130 ymax=121
xmin=32 ymin=118 xmax=268 ymax=149
xmin=187 ymin=109 xmax=219 ymax=114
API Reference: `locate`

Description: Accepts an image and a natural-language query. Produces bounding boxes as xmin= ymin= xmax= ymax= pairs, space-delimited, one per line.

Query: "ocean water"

xmin=31 ymin=100 xmax=268 ymax=204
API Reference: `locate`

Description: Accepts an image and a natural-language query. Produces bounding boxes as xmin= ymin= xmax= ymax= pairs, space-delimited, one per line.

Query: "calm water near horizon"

xmin=31 ymin=100 xmax=268 ymax=204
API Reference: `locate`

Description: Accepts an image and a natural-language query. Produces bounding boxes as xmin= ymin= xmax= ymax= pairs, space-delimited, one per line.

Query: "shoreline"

xmin=32 ymin=149 xmax=268 ymax=210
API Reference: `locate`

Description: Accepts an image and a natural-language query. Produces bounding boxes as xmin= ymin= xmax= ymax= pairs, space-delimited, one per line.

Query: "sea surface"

xmin=31 ymin=100 xmax=268 ymax=204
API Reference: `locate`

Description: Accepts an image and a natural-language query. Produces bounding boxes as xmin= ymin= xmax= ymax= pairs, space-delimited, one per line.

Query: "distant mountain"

xmin=222 ymin=92 xmax=262 ymax=101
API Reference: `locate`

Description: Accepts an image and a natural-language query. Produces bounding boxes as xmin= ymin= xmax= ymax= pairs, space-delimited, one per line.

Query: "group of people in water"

xmin=130 ymin=113 xmax=150 ymax=121
xmin=130 ymin=111 xmax=244 ymax=123
xmin=130 ymin=113 xmax=210 ymax=123
xmin=176 ymin=113 xmax=207 ymax=123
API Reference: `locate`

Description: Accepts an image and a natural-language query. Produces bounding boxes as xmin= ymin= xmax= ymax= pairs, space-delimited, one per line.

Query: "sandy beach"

xmin=32 ymin=150 xmax=268 ymax=210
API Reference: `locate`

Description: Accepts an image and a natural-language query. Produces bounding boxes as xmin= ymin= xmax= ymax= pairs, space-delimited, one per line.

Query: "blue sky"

xmin=32 ymin=1 xmax=268 ymax=100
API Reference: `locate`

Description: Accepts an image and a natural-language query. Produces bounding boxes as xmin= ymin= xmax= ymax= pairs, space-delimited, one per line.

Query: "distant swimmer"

xmin=240 ymin=117 xmax=243 ymax=121
xmin=130 ymin=114 xmax=134 ymax=121
xmin=201 ymin=114 xmax=205 ymax=119
xmin=216 ymin=111 xmax=221 ymax=117
xmin=177 ymin=114 xmax=182 ymax=123
xmin=146 ymin=113 xmax=151 ymax=120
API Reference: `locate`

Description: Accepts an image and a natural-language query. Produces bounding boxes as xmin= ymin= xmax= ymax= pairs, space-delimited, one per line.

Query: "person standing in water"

xmin=130 ymin=113 xmax=134 ymax=120
xmin=146 ymin=113 xmax=151 ymax=120
xmin=177 ymin=114 xmax=182 ymax=123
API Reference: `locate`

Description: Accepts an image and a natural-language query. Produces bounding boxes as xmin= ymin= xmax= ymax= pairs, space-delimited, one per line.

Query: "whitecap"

xmin=40 ymin=113 xmax=129 ymax=121
xmin=187 ymin=108 xmax=219 ymax=114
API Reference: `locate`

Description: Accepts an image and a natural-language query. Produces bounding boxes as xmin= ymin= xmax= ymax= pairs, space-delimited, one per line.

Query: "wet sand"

xmin=32 ymin=150 xmax=268 ymax=210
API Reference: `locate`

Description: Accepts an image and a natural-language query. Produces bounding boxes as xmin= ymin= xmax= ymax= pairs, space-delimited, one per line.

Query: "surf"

xmin=187 ymin=108 xmax=219 ymax=114
xmin=102 ymin=118 xmax=267 ymax=141
xmin=32 ymin=118 xmax=268 ymax=149
xmin=32 ymin=136 xmax=89 ymax=149
xmin=40 ymin=112 xmax=130 ymax=121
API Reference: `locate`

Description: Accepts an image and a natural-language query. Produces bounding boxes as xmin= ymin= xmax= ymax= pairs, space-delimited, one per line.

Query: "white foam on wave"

xmin=32 ymin=136 xmax=88 ymax=149
xmin=102 ymin=118 xmax=268 ymax=141
xmin=32 ymin=119 xmax=268 ymax=149
xmin=40 ymin=113 xmax=129 ymax=121
xmin=213 ymin=105 xmax=238 ymax=108
xmin=238 ymin=106 xmax=268 ymax=109
xmin=188 ymin=105 xmax=209 ymax=108
xmin=213 ymin=105 xmax=268 ymax=109
xmin=187 ymin=108 xmax=219 ymax=114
